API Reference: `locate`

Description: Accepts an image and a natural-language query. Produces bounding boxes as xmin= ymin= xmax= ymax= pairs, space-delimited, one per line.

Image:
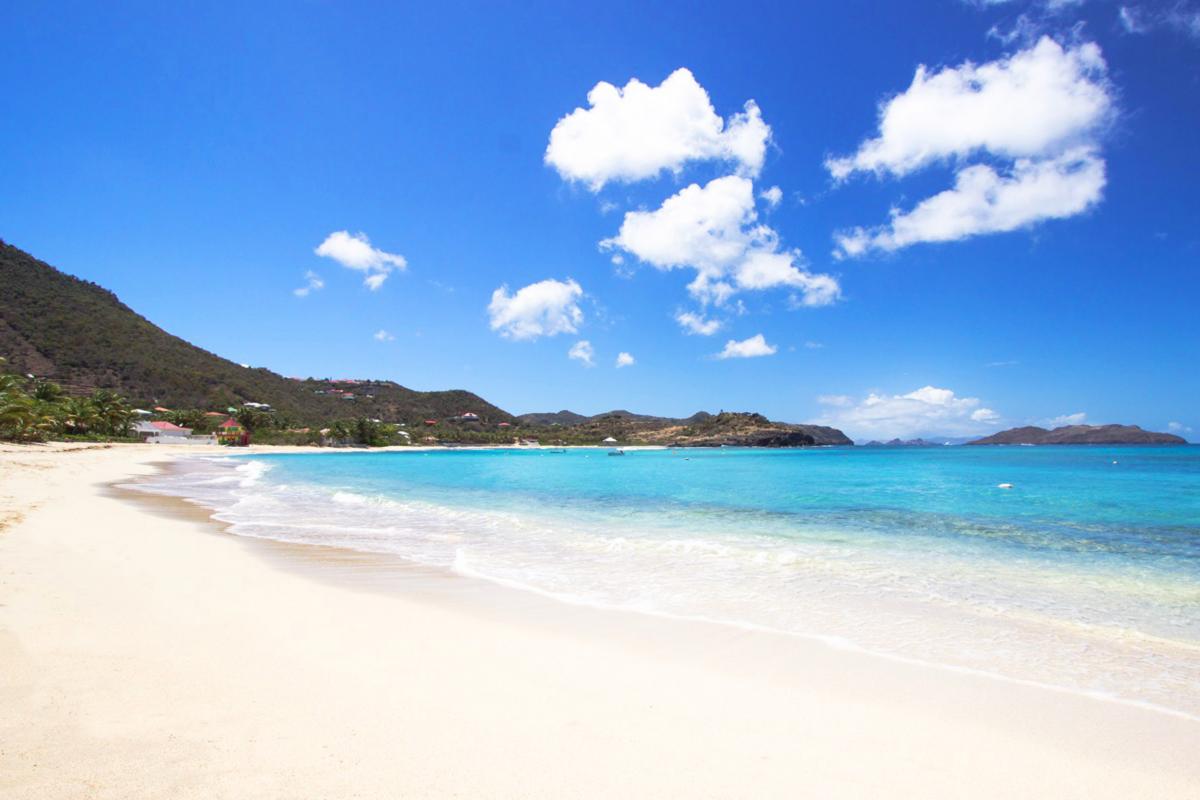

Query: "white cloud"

xmin=615 ymin=352 xmax=635 ymax=368
xmin=373 ymin=329 xmax=396 ymax=342
xmin=488 ymin=278 xmax=584 ymax=341
xmin=602 ymin=175 xmax=840 ymax=306
xmin=1119 ymin=6 xmax=1149 ymax=33
xmin=828 ymin=37 xmax=1110 ymax=180
xmin=804 ymin=340 xmax=824 ymax=349
xmin=293 ymin=270 xmax=324 ymax=297
xmin=1118 ymin=4 xmax=1200 ymax=39
xmin=830 ymin=37 xmax=1113 ymax=256
xmin=812 ymin=385 xmax=1002 ymax=438
xmin=834 ymin=147 xmax=1105 ymax=256
xmin=546 ymin=68 xmax=771 ymax=191
xmin=715 ymin=333 xmax=777 ymax=359
xmin=759 ymin=185 xmax=783 ymax=208
xmin=1045 ymin=411 xmax=1087 ymax=426
xmin=568 ymin=339 xmax=595 ymax=366
xmin=675 ymin=310 xmax=724 ymax=336
xmin=315 ymin=231 xmax=407 ymax=291
xmin=1168 ymin=421 xmax=1193 ymax=433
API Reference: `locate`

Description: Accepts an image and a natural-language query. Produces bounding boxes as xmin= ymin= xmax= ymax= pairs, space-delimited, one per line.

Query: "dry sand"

xmin=1 ymin=442 xmax=1197 ymax=798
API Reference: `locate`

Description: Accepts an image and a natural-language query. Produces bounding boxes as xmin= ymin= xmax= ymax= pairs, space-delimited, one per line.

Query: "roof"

xmin=203 ymin=411 xmax=226 ymax=417
xmin=153 ymin=406 xmax=171 ymax=412
xmin=150 ymin=420 xmax=188 ymax=432
xmin=219 ymin=418 xmax=242 ymax=429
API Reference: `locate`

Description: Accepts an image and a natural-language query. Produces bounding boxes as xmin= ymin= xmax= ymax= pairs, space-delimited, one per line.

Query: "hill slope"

xmin=0 ymin=241 xmax=512 ymax=425
xmin=969 ymin=424 xmax=1185 ymax=445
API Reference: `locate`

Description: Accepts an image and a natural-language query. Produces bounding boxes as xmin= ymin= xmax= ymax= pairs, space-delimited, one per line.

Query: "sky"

xmin=1 ymin=0 xmax=1197 ymax=440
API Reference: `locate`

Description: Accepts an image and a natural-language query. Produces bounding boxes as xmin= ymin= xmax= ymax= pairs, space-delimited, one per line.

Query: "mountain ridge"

xmin=969 ymin=424 xmax=1185 ymax=446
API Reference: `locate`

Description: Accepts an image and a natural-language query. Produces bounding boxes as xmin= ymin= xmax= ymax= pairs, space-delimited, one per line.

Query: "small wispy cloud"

xmin=293 ymin=270 xmax=324 ymax=297
xmin=715 ymin=333 xmax=777 ymax=359
xmin=615 ymin=352 xmax=635 ymax=368
xmin=373 ymin=329 xmax=396 ymax=342
xmin=987 ymin=359 xmax=1019 ymax=368
xmin=1044 ymin=411 xmax=1087 ymax=427
xmin=568 ymin=339 xmax=595 ymax=366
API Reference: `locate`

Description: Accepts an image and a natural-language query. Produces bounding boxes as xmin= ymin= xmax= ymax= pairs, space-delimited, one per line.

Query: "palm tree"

xmin=59 ymin=396 xmax=98 ymax=434
xmin=90 ymin=389 xmax=133 ymax=437
xmin=32 ymin=380 xmax=64 ymax=403
xmin=0 ymin=393 xmax=43 ymax=441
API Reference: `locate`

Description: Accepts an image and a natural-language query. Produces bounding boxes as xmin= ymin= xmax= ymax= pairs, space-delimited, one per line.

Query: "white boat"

xmin=607 ymin=448 xmax=625 ymax=456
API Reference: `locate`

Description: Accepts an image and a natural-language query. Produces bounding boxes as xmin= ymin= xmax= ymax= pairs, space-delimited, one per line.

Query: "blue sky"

xmin=1 ymin=0 xmax=1197 ymax=439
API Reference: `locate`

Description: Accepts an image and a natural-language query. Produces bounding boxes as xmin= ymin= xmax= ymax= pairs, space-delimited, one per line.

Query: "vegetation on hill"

xmin=0 ymin=240 xmax=512 ymax=427
xmin=0 ymin=359 xmax=136 ymax=442
xmin=1 ymin=240 xmax=853 ymax=448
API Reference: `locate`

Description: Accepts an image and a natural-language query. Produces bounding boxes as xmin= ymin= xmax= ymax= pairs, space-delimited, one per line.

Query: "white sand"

xmin=1 ymin=443 xmax=1197 ymax=798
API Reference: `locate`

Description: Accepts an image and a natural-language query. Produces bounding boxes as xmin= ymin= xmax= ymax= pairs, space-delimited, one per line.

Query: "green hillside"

xmin=0 ymin=240 xmax=513 ymax=426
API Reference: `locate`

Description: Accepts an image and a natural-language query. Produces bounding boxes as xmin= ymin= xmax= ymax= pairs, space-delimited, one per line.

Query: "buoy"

xmin=998 ymin=483 xmax=1013 ymax=489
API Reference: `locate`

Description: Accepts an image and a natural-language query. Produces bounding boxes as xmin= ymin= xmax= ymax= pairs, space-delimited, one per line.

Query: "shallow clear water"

xmin=136 ymin=445 xmax=1200 ymax=717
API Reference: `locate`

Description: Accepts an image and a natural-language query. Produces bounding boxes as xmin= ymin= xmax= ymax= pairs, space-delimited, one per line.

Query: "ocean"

xmin=134 ymin=445 xmax=1200 ymax=718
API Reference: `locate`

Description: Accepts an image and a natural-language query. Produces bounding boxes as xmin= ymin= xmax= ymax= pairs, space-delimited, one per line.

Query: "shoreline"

xmin=127 ymin=455 xmax=1200 ymax=725
xmin=2 ymin=443 xmax=1198 ymax=797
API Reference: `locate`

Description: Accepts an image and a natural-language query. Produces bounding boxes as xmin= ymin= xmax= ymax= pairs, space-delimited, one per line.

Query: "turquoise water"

xmin=140 ymin=445 xmax=1200 ymax=717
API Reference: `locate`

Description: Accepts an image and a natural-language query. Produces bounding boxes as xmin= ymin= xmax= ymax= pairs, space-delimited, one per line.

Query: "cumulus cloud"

xmin=715 ymin=333 xmax=777 ymax=359
xmin=759 ymin=185 xmax=783 ymax=208
xmin=615 ymin=352 xmax=635 ymax=368
xmin=830 ymin=37 xmax=1113 ymax=255
xmin=1168 ymin=421 xmax=1193 ymax=433
xmin=545 ymin=68 xmax=771 ymax=191
xmin=568 ymin=340 xmax=595 ymax=366
xmin=834 ymin=147 xmax=1105 ymax=256
xmin=675 ymin=310 xmax=724 ymax=336
xmin=828 ymin=37 xmax=1110 ymax=180
xmin=373 ymin=329 xmax=396 ymax=342
xmin=315 ymin=231 xmax=407 ymax=290
xmin=1045 ymin=411 xmax=1087 ymax=426
xmin=602 ymin=175 xmax=840 ymax=306
xmin=293 ymin=270 xmax=324 ymax=298
xmin=811 ymin=386 xmax=1001 ymax=439
xmin=488 ymin=278 xmax=584 ymax=341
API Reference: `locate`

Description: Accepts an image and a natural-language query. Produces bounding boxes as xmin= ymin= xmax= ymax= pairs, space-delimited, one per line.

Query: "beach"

xmin=2 ymin=443 xmax=1198 ymax=799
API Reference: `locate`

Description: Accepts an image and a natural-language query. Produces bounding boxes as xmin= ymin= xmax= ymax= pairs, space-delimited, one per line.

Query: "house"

xmin=498 ymin=422 xmax=512 ymax=428
xmin=153 ymin=406 xmax=171 ymax=413
xmin=424 ymin=419 xmax=438 ymax=426
xmin=242 ymin=401 xmax=272 ymax=411
xmin=133 ymin=420 xmax=193 ymax=443
xmin=458 ymin=412 xmax=480 ymax=422
xmin=215 ymin=418 xmax=249 ymax=446
xmin=131 ymin=408 xmax=154 ymax=417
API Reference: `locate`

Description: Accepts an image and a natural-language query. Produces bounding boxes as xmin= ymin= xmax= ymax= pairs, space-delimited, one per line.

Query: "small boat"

xmin=607 ymin=448 xmax=625 ymax=456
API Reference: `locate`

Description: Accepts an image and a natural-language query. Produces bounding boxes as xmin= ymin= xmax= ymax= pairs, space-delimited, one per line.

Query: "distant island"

xmin=968 ymin=424 xmax=1186 ymax=446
